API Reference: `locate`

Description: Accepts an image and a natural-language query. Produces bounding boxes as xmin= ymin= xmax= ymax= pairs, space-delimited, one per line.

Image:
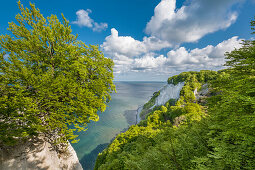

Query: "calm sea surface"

xmin=71 ymin=81 xmax=166 ymax=169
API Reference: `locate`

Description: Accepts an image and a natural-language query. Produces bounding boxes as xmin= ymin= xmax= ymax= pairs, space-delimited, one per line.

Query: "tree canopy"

xmin=95 ymin=17 xmax=255 ymax=170
xmin=0 ymin=1 xmax=115 ymax=146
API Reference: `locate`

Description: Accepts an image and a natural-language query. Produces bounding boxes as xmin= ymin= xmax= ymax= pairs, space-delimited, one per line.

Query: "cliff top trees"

xmin=0 ymin=1 xmax=115 ymax=146
xmin=95 ymin=17 xmax=255 ymax=169
xmin=198 ymin=17 xmax=255 ymax=169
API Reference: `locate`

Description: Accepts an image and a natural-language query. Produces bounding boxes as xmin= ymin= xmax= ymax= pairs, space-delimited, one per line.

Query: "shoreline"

xmin=135 ymin=105 xmax=144 ymax=125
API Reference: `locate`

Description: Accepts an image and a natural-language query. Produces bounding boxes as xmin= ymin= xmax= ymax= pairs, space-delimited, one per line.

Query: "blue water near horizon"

xmin=71 ymin=81 xmax=166 ymax=169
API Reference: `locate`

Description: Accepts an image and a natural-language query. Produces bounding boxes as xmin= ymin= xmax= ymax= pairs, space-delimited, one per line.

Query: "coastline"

xmin=136 ymin=105 xmax=144 ymax=124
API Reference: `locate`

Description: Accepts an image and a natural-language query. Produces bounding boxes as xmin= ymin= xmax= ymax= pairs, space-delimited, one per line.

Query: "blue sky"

xmin=1 ymin=0 xmax=255 ymax=81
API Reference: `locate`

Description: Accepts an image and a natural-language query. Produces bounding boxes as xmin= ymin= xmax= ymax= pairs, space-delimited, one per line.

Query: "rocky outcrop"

xmin=0 ymin=137 xmax=83 ymax=170
xmin=194 ymin=83 xmax=210 ymax=105
xmin=136 ymin=82 xmax=184 ymax=123
xmin=173 ymin=84 xmax=211 ymax=127
xmin=136 ymin=105 xmax=144 ymax=124
xmin=154 ymin=82 xmax=184 ymax=107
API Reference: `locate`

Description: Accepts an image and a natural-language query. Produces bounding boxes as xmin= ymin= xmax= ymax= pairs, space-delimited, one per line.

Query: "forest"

xmin=0 ymin=2 xmax=254 ymax=170
xmin=95 ymin=19 xmax=255 ymax=170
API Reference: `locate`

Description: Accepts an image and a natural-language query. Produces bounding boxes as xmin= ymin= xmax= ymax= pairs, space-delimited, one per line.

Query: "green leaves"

xmin=95 ymin=23 xmax=255 ymax=168
xmin=196 ymin=17 xmax=255 ymax=169
xmin=0 ymin=2 xmax=115 ymax=146
xmin=95 ymin=70 xmax=212 ymax=169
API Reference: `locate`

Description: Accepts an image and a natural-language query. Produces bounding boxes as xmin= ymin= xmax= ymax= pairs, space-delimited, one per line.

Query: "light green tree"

xmin=0 ymin=1 xmax=115 ymax=147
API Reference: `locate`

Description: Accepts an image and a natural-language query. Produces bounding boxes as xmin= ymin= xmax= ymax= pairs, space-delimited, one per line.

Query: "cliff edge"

xmin=0 ymin=137 xmax=83 ymax=170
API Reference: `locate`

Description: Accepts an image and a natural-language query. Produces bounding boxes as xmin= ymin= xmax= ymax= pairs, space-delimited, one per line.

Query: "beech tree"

xmin=202 ymin=17 xmax=255 ymax=169
xmin=0 ymin=1 xmax=115 ymax=146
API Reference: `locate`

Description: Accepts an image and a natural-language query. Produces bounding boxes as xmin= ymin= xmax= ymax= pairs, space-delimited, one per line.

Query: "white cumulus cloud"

xmin=72 ymin=9 xmax=93 ymax=27
xmin=166 ymin=36 xmax=243 ymax=66
xmin=111 ymin=36 xmax=242 ymax=74
xmin=72 ymin=9 xmax=108 ymax=32
xmin=101 ymin=28 xmax=171 ymax=58
xmin=132 ymin=53 xmax=167 ymax=70
xmin=99 ymin=0 xmax=245 ymax=80
xmin=146 ymin=0 xmax=242 ymax=44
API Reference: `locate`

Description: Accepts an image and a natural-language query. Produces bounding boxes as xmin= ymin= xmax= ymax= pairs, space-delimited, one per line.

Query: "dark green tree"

xmin=0 ymin=1 xmax=115 ymax=146
xmin=201 ymin=17 xmax=255 ymax=169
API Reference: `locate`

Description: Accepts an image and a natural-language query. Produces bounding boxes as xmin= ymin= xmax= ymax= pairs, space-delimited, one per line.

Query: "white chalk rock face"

xmin=136 ymin=82 xmax=184 ymax=124
xmin=0 ymin=138 xmax=83 ymax=170
xmin=154 ymin=82 xmax=184 ymax=107
xmin=136 ymin=105 xmax=144 ymax=124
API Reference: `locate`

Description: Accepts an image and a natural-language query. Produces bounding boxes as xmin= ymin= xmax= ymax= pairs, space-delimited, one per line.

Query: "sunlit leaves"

xmin=0 ymin=1 xmax=115 ymax=146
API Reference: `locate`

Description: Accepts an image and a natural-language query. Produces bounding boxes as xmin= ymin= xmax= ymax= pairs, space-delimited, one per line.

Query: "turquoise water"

xmin=72 ymin=81 xmax=166 ymax=169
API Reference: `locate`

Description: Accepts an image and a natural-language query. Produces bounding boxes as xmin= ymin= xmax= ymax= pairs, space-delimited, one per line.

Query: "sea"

xmin=71 ymin=81 xmax=166 ymax=169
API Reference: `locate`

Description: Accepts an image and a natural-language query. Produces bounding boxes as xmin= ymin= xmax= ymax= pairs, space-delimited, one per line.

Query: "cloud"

xmin=72 ymin=9 xmax=108 ymax=32
xmin=132 ymin=53 xmax=167 ymax=71
xmin=99 ymin=0 xmax=245 ymax=80
xmin=145 ymin=0 xmax=242 ymax=44
xmin=93 ymin=22 xmax=108 ymax=32
xmin=166 ymin=36 xmax=242 ymax=66
xmin=101 ymin=28 xmax=171 ymax=58
xmin=111 ymin=36 xmax=242 ymax=75
xmin=102 ymin=28 xmax=147 ymax=57
xmin=112 ymin=53 xmax=133 ymax=73
xmin=72 ymin=9 xmax=93 ymax=27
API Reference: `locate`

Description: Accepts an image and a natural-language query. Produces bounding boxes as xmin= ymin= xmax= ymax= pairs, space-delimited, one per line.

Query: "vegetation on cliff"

xmin=95 ymin=70 xmax=217 ymax=170
xmin=0 ymin=2 xmax=115 ymax=147
xmin=139 ymin=91 xmax=160 ymax=118
xmin=95 ymin=18 xmax=255 ymax=169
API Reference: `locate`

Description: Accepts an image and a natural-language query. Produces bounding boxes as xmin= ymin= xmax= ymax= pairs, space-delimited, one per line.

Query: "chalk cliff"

xmin=0 ymin=137 xmax=82 ymax=170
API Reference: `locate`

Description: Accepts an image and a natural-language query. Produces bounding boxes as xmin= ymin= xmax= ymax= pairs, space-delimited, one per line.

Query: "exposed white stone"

xmin=154 ymin=82 xmax=184 ymax=107
xmin=136 ymin=82 xmax=184 ymax=124
xmin=194 ymin=83 xmax=209 ymax=100
xmin=136 ymin=105 xmax=144 ymax=124
xmin=0 ymin=137 xmax=83 ymax=170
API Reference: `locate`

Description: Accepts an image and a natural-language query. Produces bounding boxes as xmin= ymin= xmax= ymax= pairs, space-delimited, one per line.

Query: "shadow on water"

xmin=124 ymin=110 xmax=137 ymax=126
xmin=80 ymin=143 xmax=109 ymax=170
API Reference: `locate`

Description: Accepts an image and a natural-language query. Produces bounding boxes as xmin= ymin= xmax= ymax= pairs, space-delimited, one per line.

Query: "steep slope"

xmin=95 ymin=68 xmax=255 ymax=169
xmin=154 ymin=82 xmax=184 ymax=107
xmin=138 ymin=82 xmax=184 ymax=121
xmin=94 ymin=70 xmax=218 ymax=169
xmin=0 ymin=137 xmax=83 ymax=170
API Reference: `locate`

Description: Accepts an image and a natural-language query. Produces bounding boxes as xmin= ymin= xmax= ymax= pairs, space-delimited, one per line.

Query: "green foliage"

xmin=251 ymin=16 xmax=255 ymax=34
xmin=143 ymin=91 xmax=160 ymax=110
xmin=95 ymin=111 xmax=210 ymax=170
xmin=0 ymin=2 xmax=115 ymax=146
xmin=140 ymin=91 xmax=160 ymax=118
xmin=168 ymin=70 xmax=218 ymax=85
xmin=95 ymin=70 xmax=209 ymax=169
xmin=165 ymin=98 xmax=176 ymax=107
xmin=95 ymin=125 xmax=161 ymax=170
xmin=198 ymin=28 xmax=255 ymax=169
xmin=168 ymin=70 xmax=218 ymax=104
xmin=95 ymin=17 xmax=255 ymax=170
